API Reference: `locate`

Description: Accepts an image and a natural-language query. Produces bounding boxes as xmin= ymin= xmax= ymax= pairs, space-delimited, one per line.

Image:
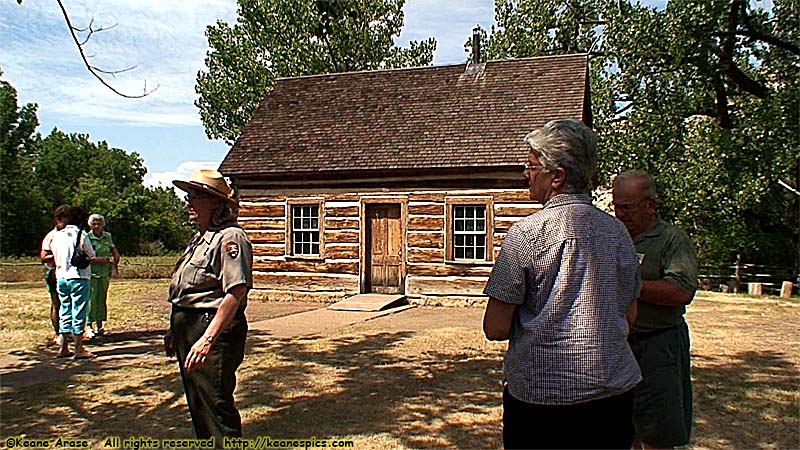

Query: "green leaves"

xmin=481 ymin=0 xmax=799 ymax=265
xmin=195 ymin=0 xmax=436 ymax=143
xmin=0 ymin=71 xmax=193 ymax=256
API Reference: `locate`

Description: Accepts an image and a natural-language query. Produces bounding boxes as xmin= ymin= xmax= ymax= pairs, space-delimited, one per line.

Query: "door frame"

xmin=359 ymin=196 xmax=408 ymax=294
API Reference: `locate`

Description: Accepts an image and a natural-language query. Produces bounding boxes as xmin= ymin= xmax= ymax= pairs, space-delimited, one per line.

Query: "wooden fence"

xmin=699 ymin=262 xmax=799 ymax=297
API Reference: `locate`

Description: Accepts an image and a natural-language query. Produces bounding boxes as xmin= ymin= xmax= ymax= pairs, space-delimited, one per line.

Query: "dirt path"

xmin=0 ymin=302 xmax=467 ymax=388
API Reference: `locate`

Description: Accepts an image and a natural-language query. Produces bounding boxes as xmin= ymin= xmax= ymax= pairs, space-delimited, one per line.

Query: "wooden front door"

xmin=365 ymin=204 xmax=403 ymax=294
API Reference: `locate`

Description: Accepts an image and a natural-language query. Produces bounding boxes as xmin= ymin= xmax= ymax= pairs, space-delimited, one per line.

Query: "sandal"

xmin=73 ymin=351 xmax=96 ymax=360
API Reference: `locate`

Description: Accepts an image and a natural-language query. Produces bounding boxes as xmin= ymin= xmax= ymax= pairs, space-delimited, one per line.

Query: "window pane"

xmin=310 ymin=206 xmax=318 ymax=216
xmin=455 ymin=207 xmax=464 ymax=218
xmin=465 ymin=235 xmax=474 ymax=246
xmin=294 ymin=242 xmax=302 ymax=254
xmin=465 ymin=220 xmax=474 ymax=231
xmin=455 ymin=247 xmax=464 ymax=259
xmin=303 ymin=243 xmax=310 ymax=254
xmin=477 ymin=235 xmax=486 ymax=247
xmin=476 ymin=208 xmax=485 ymax=218
xmin=455 ymin=219 xmax=464 ymax=232
xmin=465 ymin=247 xmax=474 ymax=259
xmin=455 ymin=235 xmax=464 ymax=246
xmin=476 ymin=247 xmax=485 ymax=259
xmin=312 ymin=243 xmax=319 ymax=255
xmin=311 ymin=218 xmax=318 ymax=229
xmin=311 ymin=231 xmax=319 ymax=245
xmin=476 ymin=220 xmax=485 ymax=232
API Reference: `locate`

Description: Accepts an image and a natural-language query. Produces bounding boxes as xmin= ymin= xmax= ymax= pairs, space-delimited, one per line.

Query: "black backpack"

xmin=70 ymin=228 xmax=91 ymax=270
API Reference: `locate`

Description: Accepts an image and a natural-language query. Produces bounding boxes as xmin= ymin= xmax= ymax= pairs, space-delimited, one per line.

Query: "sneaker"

xmin=83 ymin=328 xmax=96 ymax=340
xmin=96 ymin=327 xmax=106 ymax=336
xmin=51 ymin=334 xmax=64 ymax=347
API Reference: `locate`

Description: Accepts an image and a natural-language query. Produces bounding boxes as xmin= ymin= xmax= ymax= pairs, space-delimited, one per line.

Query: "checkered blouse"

xmin=484 ymin=193 xmax=642 ymax=405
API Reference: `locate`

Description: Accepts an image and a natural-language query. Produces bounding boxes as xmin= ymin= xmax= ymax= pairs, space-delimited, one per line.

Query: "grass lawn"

xmin=0 ymin=281 xmax=798 ymax=449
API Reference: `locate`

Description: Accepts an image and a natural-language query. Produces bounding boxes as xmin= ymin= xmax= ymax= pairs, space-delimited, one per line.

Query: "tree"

xmin=196 ymin=0 xmax=437 ymax=143
xmin=477 ymin=0 xmax=799 ymax=266
xmin=0 ymin=70 xmax=50 ymax=256
xmin=34 ymin=130 xmax=193 ymax=254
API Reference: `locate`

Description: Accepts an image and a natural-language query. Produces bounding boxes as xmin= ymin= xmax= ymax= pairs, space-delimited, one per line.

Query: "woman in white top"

xmin=51 ymin=206 xmax=102 ymax=359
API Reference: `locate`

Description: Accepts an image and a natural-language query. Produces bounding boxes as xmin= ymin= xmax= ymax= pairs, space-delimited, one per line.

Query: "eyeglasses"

xmin=187 ymin=192 xmax=214 ymax=202
xmin=524 ymin=162 xmax=547 ymax=172
xmin=612 ymin=198 xmax=649 ymax=213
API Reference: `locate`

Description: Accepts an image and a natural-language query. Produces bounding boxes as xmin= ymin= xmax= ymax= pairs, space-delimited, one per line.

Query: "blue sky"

xmin=7 ymin=1 xmax=779 ymax=189
xmin=0 ymin=0 xmax=495 ymax=188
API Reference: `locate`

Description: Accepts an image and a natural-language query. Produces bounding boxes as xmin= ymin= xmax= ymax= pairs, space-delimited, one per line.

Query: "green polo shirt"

xmin=633 ymin=219 xmax=698 ymax=333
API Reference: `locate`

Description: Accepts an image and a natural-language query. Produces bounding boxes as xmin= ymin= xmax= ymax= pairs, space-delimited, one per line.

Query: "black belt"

xmin=628 ymin=325 xmax=678 ymax=343
xmin=171 ymin=304 xmax=246 ymax=314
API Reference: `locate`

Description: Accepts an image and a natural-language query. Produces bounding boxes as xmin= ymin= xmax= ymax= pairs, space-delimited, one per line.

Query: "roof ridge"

xmin=274 ymin=53 xmax=589 ymax=83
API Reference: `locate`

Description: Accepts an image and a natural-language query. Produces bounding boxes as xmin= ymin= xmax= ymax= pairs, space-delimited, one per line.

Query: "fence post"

xmin=734 ymin=254 xmax=743 ymax=293
xmin=781 ymin=281 xmax=793 ymax=298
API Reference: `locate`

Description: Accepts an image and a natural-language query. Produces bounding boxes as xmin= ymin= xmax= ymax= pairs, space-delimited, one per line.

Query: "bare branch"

xmin=56 ymin=0 xmax=158 ymax=98
xmin=713 ymin=30 xmax=800 ymax=55
xmin=614 ymin=101 xmax=635 ymax=116
xmin=92 ymin=65 xmax=137 ymax=76
xmin=77 ymin=19 xmax=119 ymax=45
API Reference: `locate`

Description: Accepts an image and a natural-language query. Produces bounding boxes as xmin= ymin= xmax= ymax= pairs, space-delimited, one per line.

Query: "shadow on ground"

xmin=1 ymin=329 xmax=193 ymax=441
xmin=692 ymin=349 xmax=799 ymax=449
xmin=3 ymin=324 xmax=796 ymax=450
xmin=1 ymin=327 xmax=502 ymax=449
xmin=238 ymin=329 xmax=503 ymax=449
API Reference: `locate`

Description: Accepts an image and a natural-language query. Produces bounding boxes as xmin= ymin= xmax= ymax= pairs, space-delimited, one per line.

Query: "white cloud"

xmin=144 ymin=160 xmax=220 ymax=190
xmin=400 ymin=0 xmax=495 ymax=65
xmin=0 ymin=0 xmax=237 ymax=127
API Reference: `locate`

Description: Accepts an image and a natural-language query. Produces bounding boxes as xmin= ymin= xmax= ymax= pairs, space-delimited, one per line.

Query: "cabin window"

xmin=291 ymin=204 xmax=320 ymax=255
xmin=453 ymin=206 xmax=486 ymax=259
xmin=445 ymin=197 xmax=493 ymax=263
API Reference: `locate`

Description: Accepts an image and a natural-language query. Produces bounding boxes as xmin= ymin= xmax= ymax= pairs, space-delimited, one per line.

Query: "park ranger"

xmin=165 ymin=169 xmax=253 ymax=445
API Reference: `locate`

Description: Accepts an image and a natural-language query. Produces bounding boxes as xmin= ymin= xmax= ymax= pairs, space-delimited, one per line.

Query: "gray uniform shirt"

xmin=484 ymin=193 xmax=642 ymax=405
xmin=169 ymin=225 xmax=253 ymax=309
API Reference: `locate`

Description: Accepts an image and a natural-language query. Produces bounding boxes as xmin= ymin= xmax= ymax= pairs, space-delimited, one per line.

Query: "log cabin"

xmin=219 ymin=53 xmax=591 ymax=305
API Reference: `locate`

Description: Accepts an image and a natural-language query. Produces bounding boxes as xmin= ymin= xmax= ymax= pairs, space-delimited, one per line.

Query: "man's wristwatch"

xmin=203 ymin=335 xmax=214 ymax=344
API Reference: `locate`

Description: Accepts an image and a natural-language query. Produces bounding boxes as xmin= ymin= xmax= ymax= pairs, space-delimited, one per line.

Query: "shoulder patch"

xmin=224 ymin=242 xmax=240 ymax=259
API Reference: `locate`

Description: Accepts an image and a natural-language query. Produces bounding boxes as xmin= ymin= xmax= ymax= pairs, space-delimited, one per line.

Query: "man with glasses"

xmin=483 ymin=119 xmax=642 ymax=449
xmin=612 ymin=170 xmax=698 ymax=450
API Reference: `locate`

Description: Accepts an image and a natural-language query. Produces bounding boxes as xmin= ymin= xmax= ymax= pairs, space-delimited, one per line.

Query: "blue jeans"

xmin=57 ymin=278 xmax=90 ymax=335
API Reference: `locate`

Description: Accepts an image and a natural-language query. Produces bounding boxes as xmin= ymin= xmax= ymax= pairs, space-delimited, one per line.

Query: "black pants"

xmin=171 ymin=306 xmax=247 ymax=445
xmin=503 ymin=386 xmax=634 ymax=449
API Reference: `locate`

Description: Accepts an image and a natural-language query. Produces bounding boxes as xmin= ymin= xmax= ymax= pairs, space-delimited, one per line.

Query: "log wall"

xmin=238 ymin=188 xmax=540 ymax=305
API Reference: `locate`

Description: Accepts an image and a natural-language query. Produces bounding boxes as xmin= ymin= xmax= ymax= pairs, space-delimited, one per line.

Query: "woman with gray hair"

xmin=483 ymin=119 xmax=642 ymax=449
xmin=86 ymin=213 xmax=120 ymax=338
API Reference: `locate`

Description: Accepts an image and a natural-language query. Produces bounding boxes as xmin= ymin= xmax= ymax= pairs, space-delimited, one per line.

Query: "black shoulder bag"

xmin=70 ymin=228 xmax=91 ymax=270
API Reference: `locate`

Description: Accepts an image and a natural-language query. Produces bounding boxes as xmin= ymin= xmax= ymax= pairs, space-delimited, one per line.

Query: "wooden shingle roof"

xmin=220 ymin=54 xmax=589 ymax=177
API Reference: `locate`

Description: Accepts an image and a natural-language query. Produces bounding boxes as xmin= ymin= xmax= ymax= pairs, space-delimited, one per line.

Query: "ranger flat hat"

xmin=173 ymin=169 xmax=237 ymax=205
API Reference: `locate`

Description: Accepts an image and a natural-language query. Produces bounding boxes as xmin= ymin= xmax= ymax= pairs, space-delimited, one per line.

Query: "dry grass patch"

xmin=688 ymin=292 xmax=799 ymax=450
xmin=0 ymin=279 xmax=170 ymax=353
xmin=0 ymin=284 xmax=797 ymax=450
